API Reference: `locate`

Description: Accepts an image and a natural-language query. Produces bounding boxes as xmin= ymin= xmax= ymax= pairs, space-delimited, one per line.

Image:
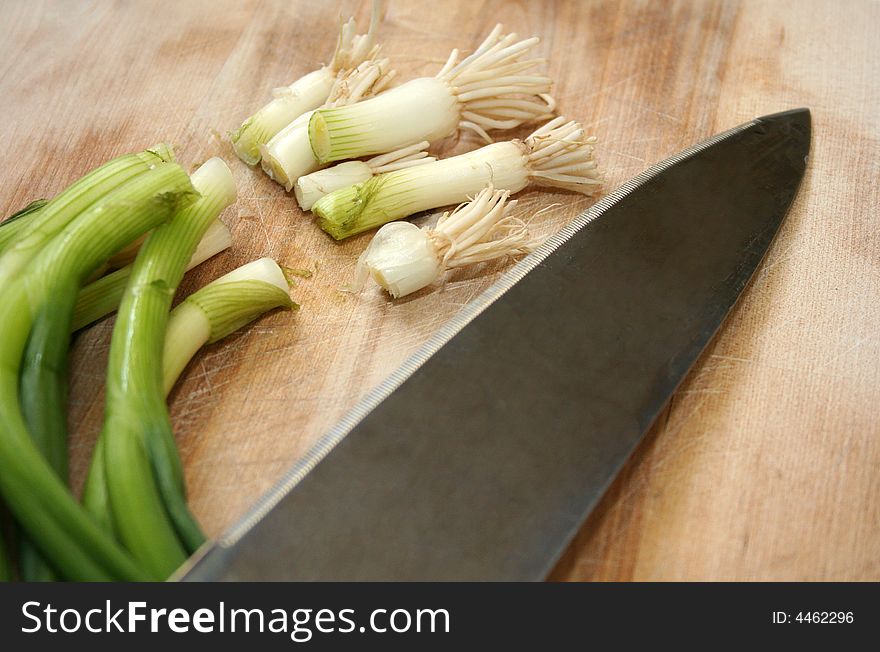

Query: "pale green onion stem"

xmin=313 ymin=117 xmax=600 ymax=240
xmin=163 ymin=258 xmax=294 ymax=394
xmin=232 ymin=69 xmax=337 ymax=166
xmin=84 ymin=259 xmax=293 ymax=552
xmin=72 ymin=219 xmax=232 ymax=331
xmin=309 ymin=77 xmax=458 ymax=164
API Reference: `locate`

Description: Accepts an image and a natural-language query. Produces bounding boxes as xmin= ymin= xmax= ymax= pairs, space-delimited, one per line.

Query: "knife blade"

xmin=180 ymin=108 xmax=811 ymax=581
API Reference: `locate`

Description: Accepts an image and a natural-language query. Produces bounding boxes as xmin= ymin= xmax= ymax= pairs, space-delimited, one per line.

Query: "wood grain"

xmin=0 ymin=0 xmax=877 ymax=581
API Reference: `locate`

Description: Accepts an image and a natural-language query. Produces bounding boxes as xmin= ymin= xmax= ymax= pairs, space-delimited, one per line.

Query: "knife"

xmin=180 ymin=108 xmax=811 ymax=581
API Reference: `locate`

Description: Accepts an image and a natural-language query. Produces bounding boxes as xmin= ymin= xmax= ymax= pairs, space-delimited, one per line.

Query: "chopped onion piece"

xmin=230 ymin=1 xmax=383 ymax=165
xmin=162 ymin=258 xmax=294 ymax=394
xmin=260 ymin=56 xmax=397 ymax=189
xmin=308 ymin=24 xmax=556 ymax=165
xmin=314 ymin=117 xmax=601 ymax=240
xmin=354 ymin=186 xmax=539 ymax=298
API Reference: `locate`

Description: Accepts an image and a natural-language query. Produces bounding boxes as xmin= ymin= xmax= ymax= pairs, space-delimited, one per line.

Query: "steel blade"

xmin=181 ymin=109 xmax=811 ymax=581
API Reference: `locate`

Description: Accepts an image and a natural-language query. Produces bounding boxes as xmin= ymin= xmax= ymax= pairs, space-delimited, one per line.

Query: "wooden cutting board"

xmin=1 ymin=0 xmax=877 ymax=581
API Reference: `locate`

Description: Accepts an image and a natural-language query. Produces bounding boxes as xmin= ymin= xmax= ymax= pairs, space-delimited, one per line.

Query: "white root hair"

xmin=365 ymin=141 xmax=435 ymax=173
xmin=326 ymin=55 xmax=396 ymax=107
xmin=429 ymin=186 xmax=539 ymax=269
xmin=437 ymin=24 xmax=556 ymax=143
xmin=329 ymin=0 xmax=383 ymax=72
xmin=524 ymin=116 xmax=602 ymax=194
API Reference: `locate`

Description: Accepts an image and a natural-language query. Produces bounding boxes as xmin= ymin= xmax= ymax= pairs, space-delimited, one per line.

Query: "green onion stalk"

xmin=0 ymin=154 xmax=195 ymax=581
xmin=13 ymin=215 xmax=234 ymax=578
xmin=0 ymin=152 xmax=165 ymax=581
xmin=16 ymin=285 xmax=79 ymax=581
xmin=18 ymin=153 xmax=208 ymax=582
xmin=162 ymin=258 xmax=295 ymax=394
xmin=84 ymin=259 xmax=294 ymax=580
xmin=230 ymin=1 xmax=382 ymax=165
xmin=0 ymin=199 xmax=49 ymax=254
xmin=0 ymin=146 xmax=175 ymax=283
xmin=313 ymin=117 xmax=601 ymax=239
xmin=305 ymin=24 xmax=554 ymax=166
xmin=71 ymin=219 xmax=232 ymax=331
xmin=83 ymin=158 xmax=237 ymax=580
xmin=258 ymin=55 xmax=397 ymax=190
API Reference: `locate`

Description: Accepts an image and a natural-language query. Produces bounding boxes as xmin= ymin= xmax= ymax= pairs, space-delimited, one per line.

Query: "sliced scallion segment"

xmin=308 ymin=24 xmax=555 ymax=165
xmin=231 ymin=2 xmax=382 ymax=165
xmin=294 ymin=141 xmax=433 ymax=210
xmin=313 ymin=117 xmax=601 ymax=240
xmin=259 ymin=55 xmax=396 ymax=189
xmin=163 ymin=258 xmax=294 ymax=394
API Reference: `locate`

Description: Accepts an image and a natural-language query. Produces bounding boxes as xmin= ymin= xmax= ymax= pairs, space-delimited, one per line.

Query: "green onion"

xmin=22 ymin=285 xmax=83 ymax=482
xmin=231 ymin=2 xmax=381 ymax=165
xmin=259 ymin=56 xmax=396 ymax=190
xmin=0 ymin=157 xmax=195 ymax=581
xmin=0 ymin=199 xmax=49 ymax=254
xmin=163 ymin=258 xmax=294 ymax=394
xmin=89 ymin=157 xmax=236 ymax=579
xmin=72 ymin=219 xmax=232 ymax=331
xmin=353 ymin=186 xmax=538 ymax=298
xmin=294 ymin=141 xmax=433 ymax=210
xmin=313 ymin=117 xmax=601 ymax=239
xmin=16 ymin=201 xmax=229 ymax=581
xmin=307 ymin=24 xmax=554 ymax=166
